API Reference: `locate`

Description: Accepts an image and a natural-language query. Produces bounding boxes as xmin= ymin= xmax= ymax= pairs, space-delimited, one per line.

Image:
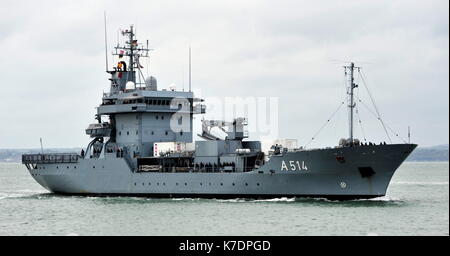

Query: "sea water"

xmin=0 ymin=162 xmax=448 ymax=236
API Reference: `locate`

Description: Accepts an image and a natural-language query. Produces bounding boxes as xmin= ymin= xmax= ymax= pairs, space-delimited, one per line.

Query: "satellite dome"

xmin=125 ymin=81 xmax=135 ymax=90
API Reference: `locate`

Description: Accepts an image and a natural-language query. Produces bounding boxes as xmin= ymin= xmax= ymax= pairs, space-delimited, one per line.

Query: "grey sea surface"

xmin=0 ymin=162 xmax=448 ymax=236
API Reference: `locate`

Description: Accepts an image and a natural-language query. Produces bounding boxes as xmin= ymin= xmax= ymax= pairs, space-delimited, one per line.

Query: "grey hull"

xmin=28 ymin=144 xmax=416 ymax=200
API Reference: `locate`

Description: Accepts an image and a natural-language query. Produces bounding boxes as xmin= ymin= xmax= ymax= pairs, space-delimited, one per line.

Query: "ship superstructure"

xmin=22 ymin=25 xmax=417 ymax=200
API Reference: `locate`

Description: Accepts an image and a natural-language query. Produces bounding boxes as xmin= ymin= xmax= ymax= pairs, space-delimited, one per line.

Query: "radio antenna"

xmin=104 ymin=11 xmax=109 ymax=72
xmin=189 ymin=46 xmax=191 ymax=92
xmin=408 ymin=126 xmax=411 ymax=143
xmin=40 ymin=137 xmax=44 ymax=154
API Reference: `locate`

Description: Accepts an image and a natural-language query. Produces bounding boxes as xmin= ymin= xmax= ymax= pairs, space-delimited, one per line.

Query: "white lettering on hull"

xmin=281 ymin=160 xmax=308 ymax=171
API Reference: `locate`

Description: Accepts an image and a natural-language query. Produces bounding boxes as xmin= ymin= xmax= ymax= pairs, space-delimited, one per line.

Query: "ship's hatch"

xmin=358 ymin=167 xmax=375 ymax=178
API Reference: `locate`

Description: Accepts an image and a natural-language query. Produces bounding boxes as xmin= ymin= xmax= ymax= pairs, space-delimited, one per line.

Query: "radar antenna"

xmin=112 ymin=25 xmax=151 ymax=82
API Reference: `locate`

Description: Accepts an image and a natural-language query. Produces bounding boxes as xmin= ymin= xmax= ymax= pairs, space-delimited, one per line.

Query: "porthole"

xmin=209 ymin=183 xmax=211 ymax=186
xmin=245 ymin=183 xmax=248 ymax=186
xmin=176 ymin=183 xmax=179 ymax=186
xmin=257 ymin=183 xmax=260 ymax=186
xmin=134 ymin=182 xmax=137 ymax=186
xmin=67 ymin=166 xmax=69 ymax=169
xmin=157 ymin=182 xmax=159 ymax=186
xmin=161 ymin=115 xmax=164 ymax=120
xmin=185 ymin=182 xmax=187 ymax=186
xmin=149 ymin=182 xmax=151 ymax=186
xmin=200 ymin=183 xmax=203 ymax=186
xmin=93 ymin=166 xmax=95 ymax=169
xmin=56 ymin=166 xmax=59 ymax=169
xmin=156 ymin=116 xmax=159 ymax=120
xmin=220 ymin=183 xmax=223 ymax=186
xmin=165 ymin=131 xmax=168 ymax=136
xmin=142 ymin=183 xmax=145 ymax=186
xmin=232 ymin=183 xmax=235 ymax=186
xmin=163 ymin=182 xmax=165 ymax=186
xmin=127 ymin=131 xmax=129 ymax=136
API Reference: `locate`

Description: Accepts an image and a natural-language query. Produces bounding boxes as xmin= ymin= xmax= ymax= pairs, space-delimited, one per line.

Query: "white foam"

xmin=0 ymin=190 xmax=45 ymax=200
xmin=216 ymin=197 xmax=297 ymax=203
xmin=253 ymin=197 xmax=296 ymax=202
xmin=358 ymin=195 xmax=401 ymax=202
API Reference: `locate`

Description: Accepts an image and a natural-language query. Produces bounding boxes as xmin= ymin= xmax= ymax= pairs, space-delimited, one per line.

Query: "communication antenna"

xmin=40 ymin=138 xmax=44 ymax=154
xmin=104 ymin=11 xmax=109 ymax=72
xmin=189 ymin=46 xmax=191 ymax=92
xmin=408 ymin=126 xmax=411 ymax=143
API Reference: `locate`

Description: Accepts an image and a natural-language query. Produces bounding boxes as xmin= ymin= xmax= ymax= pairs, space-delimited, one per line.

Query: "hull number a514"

xmin=281 ymin=160 xmax=308 ymax=171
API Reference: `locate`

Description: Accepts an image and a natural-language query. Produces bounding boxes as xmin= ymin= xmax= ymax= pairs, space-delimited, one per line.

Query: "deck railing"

xmin=22 ymin=153 xmax=79 ymax=164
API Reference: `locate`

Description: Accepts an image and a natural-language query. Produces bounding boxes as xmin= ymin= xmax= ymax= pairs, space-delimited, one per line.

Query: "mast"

xmin=129 ymin=25 xmax=134 ymax=73
xmin=189 ymin=46 xmax=191 ymax=92
xmin=344 ymin=62 xmax=359 ymax=143
xmin=112 ymin=25 xmax=151 ymax=85
xmin=104 ymin=12 xmax=109 ymax=72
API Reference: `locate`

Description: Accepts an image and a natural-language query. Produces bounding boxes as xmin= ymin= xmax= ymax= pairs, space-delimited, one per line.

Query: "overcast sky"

xmin=0 ymin=0 xmax=448 ymax=149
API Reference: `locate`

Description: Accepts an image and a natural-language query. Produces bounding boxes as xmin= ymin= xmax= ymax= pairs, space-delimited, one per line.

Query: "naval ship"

xmin=22 ymin=25 xmax=417 ymax=200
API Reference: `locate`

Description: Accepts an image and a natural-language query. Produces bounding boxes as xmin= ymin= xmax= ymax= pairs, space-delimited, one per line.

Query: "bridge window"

xmin=156 ymin=116 xmax=159 ymax=120
xmin=161 ymin=115 xmax=164 ymax=120
xmin=165 ymin=131 xmax=168 ymax=136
